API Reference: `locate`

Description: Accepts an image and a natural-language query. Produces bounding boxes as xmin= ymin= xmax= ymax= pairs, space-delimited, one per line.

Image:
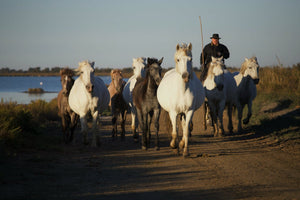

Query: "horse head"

xmin=146 ymin=57 xmax=163 ymax=86
xmin=241 ymin=57 xmax=260 ymax=84
xmin=110 ymin=69 xmax=124 ymax=93
xmin=206 ymin=56 xmax=225 ymax=91
xmin=77 ymin=60 xmax=95 ymax=93
xmin=132 ymin=57 xmax=146 ymax=78
xmin=60 ymin=68 xmax=75 ymax=96
xmin=174 ymin=43 xmax=193 ymax=83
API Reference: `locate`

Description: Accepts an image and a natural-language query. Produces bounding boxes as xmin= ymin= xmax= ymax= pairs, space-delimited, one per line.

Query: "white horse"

xmin=122 ymin=57 xmax=147 ymax=141
xmin=233 ymin=57 xmax=259 ymax=126
xmin=157 ymin=43 xmax=205 ymax=157
xmin=203 ymin=57 xmax=241 ymax=136
xmin=69 ymin=60 xmax=110 ymax=147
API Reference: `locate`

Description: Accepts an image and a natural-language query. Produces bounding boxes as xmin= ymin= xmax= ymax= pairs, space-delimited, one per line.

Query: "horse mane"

xmin=175 ymin=43 xmax=192 ymax=57
xmin=240 ymin=57 xmax=258 ymax=75
xmin=75 ymin=60 xmax=95 ymax=76
xmin=60 ymin=68 xmax=75 ymax=77
xmin=137 ymin=57 xmax=146 ymax=63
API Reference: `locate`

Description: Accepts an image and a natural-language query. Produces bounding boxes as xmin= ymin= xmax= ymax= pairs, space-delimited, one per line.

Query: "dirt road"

xmin=1 ymin=107 xmax=300 ymax=200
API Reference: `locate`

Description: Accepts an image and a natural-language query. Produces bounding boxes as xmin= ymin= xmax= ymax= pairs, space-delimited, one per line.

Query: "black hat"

xmin=210 ymin=33 xmax=221 ymax=39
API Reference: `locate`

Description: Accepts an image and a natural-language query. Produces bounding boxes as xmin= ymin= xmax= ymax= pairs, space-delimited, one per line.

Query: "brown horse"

xmin=133 ymin=57 xmax=163 ymax=150
xmin=57 ymin=68 xmax=79 ymax=144
xmin=108 ymin=69 xmax=128 ymax=140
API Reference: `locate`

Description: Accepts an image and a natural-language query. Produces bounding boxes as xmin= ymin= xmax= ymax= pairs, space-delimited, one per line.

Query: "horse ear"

xmin=176 ymin=44 xmax=180 ymax=50
xmin=188 ymin=43 xmax=192 ymax=51
xmin=245 ymin=58 xmax=249 ymax=62
xmin=158 ymin=57 xmax=164 ymax=65
xmin=211 ymin=56 xmax=216 ymax=62
xmin=90 ymin=61 xmax=95 ymax=68
xmin=147 ymin=57 xmax=152 ymax=65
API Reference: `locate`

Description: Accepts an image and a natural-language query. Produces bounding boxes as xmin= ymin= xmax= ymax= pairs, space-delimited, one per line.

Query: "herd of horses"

xmin=57 ymin=43 xmax=260 ymax=157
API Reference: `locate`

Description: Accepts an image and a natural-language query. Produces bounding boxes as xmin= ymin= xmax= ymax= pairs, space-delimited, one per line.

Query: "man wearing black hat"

xmin=200 ymin=33 xmax=230 ymax=82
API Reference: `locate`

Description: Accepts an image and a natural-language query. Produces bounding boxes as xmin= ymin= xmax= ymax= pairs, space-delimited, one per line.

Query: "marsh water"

xmin=0 ymin=76 xmax=116 ymax=104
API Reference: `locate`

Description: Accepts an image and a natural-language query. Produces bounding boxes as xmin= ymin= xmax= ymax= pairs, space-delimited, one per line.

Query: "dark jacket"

xmin=199 ymin=42 xmax=230 ymax=82
xmin=200 ymin=42 xmax=230 ymax=66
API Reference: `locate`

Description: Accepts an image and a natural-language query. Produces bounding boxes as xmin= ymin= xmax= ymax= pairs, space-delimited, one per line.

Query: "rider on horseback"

xmin=200 ymin=33 xmax=230 ymax=82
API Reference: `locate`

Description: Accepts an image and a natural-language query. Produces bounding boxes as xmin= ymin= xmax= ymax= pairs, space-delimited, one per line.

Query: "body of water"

xmin=0 ymin=76 xmax=117 ymax=104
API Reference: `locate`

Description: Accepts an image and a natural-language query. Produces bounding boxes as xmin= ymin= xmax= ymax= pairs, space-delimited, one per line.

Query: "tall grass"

xmin=257 ymin=65 xmax=300 ymax=96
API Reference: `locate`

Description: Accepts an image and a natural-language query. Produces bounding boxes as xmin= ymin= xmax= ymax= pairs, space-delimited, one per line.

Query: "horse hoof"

xmin=183 ymin=151 xmax=190 ymax=158
xmin=170 ymin=141 xmax=177 ymax=149
xmin=243 ymin=119 xmax=249 ymax=125
xmin=179 ymin=140 xmax=185 ymax=149
xmin=142 ymin=146 xmax=147 ymax=150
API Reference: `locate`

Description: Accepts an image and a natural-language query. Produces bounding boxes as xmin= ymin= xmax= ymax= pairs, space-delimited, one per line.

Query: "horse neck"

xmin=147 ymin=75 xmax=158 ymax=94
xmin=240 ymin=75 xmax=252 ymax=90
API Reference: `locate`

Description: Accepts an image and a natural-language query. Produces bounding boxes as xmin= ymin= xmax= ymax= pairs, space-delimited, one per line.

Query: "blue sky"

xmin=0 ymin=0 xmax=299 ymax=70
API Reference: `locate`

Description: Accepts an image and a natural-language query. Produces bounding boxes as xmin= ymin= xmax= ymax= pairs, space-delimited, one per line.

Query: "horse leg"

xmin=182 ymin=111 xmax=193 ymax=157
xmin=203 ymin=102 xmax=207 ymax=130
xmin=209 ymin=103 xmax=218 ymax=137
xmin=243 ymin=102 xmax=252 ymax=125
xmin=217 ymin=101 xmax=225 ymax=136
xmin=61 ymin=115 xmax=68 ymax=144
xmin=80 ymin=115 xmax=88 ymax=145
xmin=169 ymin=111 xmax=178 ymax=149
xmin=137 ymin=108 xmax=147 ymax=150
xmin=227 ymin=103 xmax=233 ymax=134
xmin=120 ymin=110 xmax=127 ymax=140
xmin=236 ymin=102 xmax=243 ymax=133
xmin=91 ymin=111 xmax=99 ymax=147
xmin=179 ymin=115 xmax=186 ymax=149
xmin=131 ymin=107 xmax=139 ymax=142
xmin=70 ymin=113 xmax=78 ymax=143
xmin=146 ymin=112 xmax=152 ymax=149
xmin=112 ymin=115 xmax=117 ymax=140
xmin=153 ymin=109 xmax=160 ymax=150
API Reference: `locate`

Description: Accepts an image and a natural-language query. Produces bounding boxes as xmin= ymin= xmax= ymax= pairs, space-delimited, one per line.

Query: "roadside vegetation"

xmin=0 ymin=64 xmax=299 ymax=155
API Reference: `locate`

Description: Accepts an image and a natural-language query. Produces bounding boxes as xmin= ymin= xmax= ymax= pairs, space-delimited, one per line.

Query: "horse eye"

xmin=177 ymin=59 xmax=180 ymax=62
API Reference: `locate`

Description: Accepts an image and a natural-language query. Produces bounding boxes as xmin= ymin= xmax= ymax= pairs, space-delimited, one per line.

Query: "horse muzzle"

xmin=155 ymin=77 xmax=161 ymax=85
xmin=253 ymin=79 xmax=259 ymax=84
xmin=182 ymin=72 xmax=190 ymax=83
xmin=62 ymin=90 xmax=69 ymax=96
xmin=86 ymin=84 xmax=94 ymax=93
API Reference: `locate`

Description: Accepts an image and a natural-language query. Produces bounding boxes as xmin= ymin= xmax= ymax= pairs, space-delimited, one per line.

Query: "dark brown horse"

xmin=132 ymin=57 xmax=163 ymax=150
xmin=57 ymin=68 xmax=79 ymax=144
xmin=108 ymin=69 xmax=128 ymax=140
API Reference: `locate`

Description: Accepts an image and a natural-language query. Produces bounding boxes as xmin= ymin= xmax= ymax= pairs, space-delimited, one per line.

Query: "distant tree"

xmin=0 ymin=67 xmax=10 ymax=73
xmin=51 ymin=67 xmax=61 ymax=73
xmin=28 ymin=67 xmax=41 ymax=73
xmin=122 ymin=67 xmax=132 ymax=74
xmin=42 ymin=67 xmax=50 ymax=73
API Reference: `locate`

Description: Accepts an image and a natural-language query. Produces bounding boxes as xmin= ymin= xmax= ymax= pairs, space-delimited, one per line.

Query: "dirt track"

xmin=1 ymin=107 xmax=300 ymax=200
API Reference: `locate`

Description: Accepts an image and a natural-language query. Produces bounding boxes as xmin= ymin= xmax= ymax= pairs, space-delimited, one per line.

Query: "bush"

xmin=0 ymin=102 xmax=38 ymax=148
xmin=27 ymin=99 xmax=59 ymax=123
